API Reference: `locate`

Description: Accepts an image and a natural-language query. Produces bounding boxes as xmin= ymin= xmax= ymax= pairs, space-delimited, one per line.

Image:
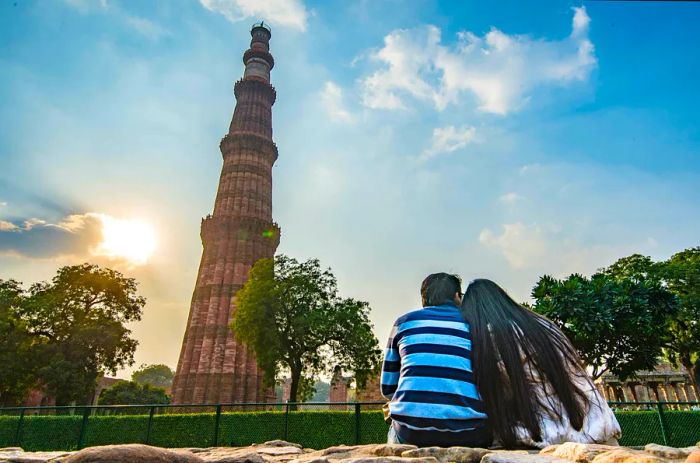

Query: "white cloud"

xmin=360 ymin=7 xmax=596 ymax=114
xmin=0 ymin=213 xmax=103 ymax=259
xmin=421 ymin=125 xmax=476 ymax=160
xmin=0 ymin=221 xmax=18 ymax=232
xmin=478 ymin=219 xmax=658 ymax=279
xmin=500 ymin=192 xmax=524 ymax=204
xmin=124 ymin=15 xmax=171 ymax=41
xmin=199 ymin=0 xmax=308 ymax=31
xmin=479 ymin=222 xmax=548 ymax=269
xmin=320 ymin=81 xmax=354 ymax=123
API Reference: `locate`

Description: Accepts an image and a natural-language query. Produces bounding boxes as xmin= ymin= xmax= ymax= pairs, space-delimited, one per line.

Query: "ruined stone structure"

xmin=171 ymin=23 xmax=279 ymax=404
xmin=598 ymin=362 xmax=698 ymax=404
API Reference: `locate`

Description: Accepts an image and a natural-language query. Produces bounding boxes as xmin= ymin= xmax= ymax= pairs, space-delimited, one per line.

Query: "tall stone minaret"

xmin=172 ymin=23 xmax=279 ymax=404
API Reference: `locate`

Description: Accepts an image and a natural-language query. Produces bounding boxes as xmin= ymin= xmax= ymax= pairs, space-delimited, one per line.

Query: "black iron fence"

xmin=0 ymin=401 xmax=698 ymax=451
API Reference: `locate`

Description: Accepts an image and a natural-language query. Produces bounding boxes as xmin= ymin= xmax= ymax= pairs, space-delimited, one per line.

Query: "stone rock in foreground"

xmin=482 ymin=452 xmax=573 ymax=463
xmin=341 ymin=457 xmax=439 ymax=463
xmin=540 ymin=443 xmax=622 ymax=463
xmin=260 ymin=442 xmax=303 ymax=450
xmin=686 ymin=451 xmax=700 ymax=463
xmin=194 ymin=444 xmax=304 ymax=463
xmin=372 ymin=446 xmax=418 ymax=457
xmin=590 ymin=448 xmax=671 ymax=463
xmin=644 ymin=445 xmax=697 ymax=460
xmin=4 ymin=442 xmax=700 ymax=463
xmin=0 ymin=449 xmax=72 ymax=463
xmin=401 ymin=446 xmax=491 ymax=463
xmin=61 ymin=444 xmax=203 ymax=463
xmin=291 ymin=444 xmax=418 ymax=463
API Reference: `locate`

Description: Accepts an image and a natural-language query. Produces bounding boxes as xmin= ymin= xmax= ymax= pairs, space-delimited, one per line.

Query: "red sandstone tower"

xmin=172 ymin=23 xmax=279 ymax=404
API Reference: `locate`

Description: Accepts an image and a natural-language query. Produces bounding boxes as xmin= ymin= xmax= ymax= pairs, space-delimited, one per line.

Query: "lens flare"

xmin=95 ymin=216 xmax=157 ymax=265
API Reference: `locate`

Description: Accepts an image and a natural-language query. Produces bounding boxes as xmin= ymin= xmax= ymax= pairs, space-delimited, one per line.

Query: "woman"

xmin=460 ymin=279 xmax=620 ymax=448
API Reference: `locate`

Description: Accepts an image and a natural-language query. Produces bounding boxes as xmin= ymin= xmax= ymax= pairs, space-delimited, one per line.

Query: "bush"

xmin=1 ymin=408 xmax=699 ymax=451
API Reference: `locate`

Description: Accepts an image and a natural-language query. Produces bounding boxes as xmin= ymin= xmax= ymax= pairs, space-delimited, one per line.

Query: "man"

xmin=381 ymin=273 xmax=491 ymax=447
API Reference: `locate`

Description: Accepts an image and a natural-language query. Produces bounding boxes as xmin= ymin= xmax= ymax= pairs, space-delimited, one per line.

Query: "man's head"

xmin=420 ymin=273 xmax=462 ymax=307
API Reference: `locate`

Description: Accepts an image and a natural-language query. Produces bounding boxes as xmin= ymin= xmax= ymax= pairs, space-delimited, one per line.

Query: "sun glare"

xmin=96 ymin=216 xmax=157 ymax=265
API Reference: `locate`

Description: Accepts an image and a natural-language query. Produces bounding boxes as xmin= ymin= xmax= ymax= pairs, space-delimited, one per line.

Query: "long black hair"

xmin=460 ymin=279 xmax=589 ymax=447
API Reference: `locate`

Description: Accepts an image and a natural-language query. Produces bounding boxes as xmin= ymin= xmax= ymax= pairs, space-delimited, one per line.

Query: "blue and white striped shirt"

xmin=381 ymin=304 xmax=488 ymax=445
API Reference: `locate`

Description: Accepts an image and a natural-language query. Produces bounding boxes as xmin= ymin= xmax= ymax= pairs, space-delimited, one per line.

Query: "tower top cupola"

xmin=243 ymin=22 xmax=274 ymax=83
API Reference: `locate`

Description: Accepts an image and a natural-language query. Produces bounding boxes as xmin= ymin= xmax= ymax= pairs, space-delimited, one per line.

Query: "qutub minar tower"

xmin=172 ymin=23 xmax=279 ymax=404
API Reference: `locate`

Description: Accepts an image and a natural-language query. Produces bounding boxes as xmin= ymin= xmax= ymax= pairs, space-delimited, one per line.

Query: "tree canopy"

xmin=531 ymin=269 xmax=678 ymax=380
xmin=231 ymin=255 xmax=381 ymax=404
xmin=98 ymin=380 xmax=169 ymax=405
xmin=132 ymin=364 xmax=175 ymax=389
xmin=0 ymin=280 xmax=37 ymax=406
xmin=0 ymin=264 xmax=145 ymax=405
xmin=663 ymin=247 xmax=700 ymax=384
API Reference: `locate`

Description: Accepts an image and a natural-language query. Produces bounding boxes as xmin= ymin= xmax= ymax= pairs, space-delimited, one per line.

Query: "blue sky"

xmin=1 ymin=0 xmax=699 ymax=378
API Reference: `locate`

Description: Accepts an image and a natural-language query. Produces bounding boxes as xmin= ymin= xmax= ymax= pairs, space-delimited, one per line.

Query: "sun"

xmin=96 ymin=216 xmax=157 ymax=265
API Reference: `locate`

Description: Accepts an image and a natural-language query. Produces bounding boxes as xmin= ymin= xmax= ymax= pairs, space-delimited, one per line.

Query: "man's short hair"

xmin=421 ymin=273 xmax=462 ymax=307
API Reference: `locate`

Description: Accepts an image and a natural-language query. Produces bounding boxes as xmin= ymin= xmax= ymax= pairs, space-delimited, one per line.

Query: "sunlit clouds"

xmin=0 ymin=212 xmax=157 ymax=266
xmin=199 ymin=0 xmax=309 ymax=31
xmin=359 ymin=7 xmax=596 ymax=114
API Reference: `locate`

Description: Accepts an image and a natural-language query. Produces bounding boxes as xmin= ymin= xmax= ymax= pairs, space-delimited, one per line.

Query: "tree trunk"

xmin=289 ymin=367 xmax=302 ymax=411
xmin=680 ymin=354 xmax=699 ymax=399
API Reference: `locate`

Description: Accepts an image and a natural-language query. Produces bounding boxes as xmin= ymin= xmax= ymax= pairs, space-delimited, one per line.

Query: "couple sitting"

xmin=381 ymin=273 xmax=621 ymax=449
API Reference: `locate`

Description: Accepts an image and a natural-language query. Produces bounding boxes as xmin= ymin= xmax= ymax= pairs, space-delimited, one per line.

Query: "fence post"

xmin=145 ymin=406 xmax=155 ymax=445
xmin=354 ymin=403 xmax=361 ymax=445
xmin=656 ymin=402 xmax=669 ymax=445
xmin=77 ymin=407 xmax=91 ymax=449
xmin=284 ymin=401 xmax=290 ymax=441
xmin=213 ymin=405 xmax=222 ymax=446
xmin=14 ymin=409 xmax=25 ymax=447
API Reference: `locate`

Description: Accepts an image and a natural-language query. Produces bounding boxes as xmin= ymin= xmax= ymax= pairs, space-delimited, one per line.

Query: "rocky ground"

xmin=1 ymin=440 xmax=699 ymax=463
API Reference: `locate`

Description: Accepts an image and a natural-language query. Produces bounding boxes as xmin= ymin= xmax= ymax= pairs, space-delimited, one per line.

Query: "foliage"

xmin=662 ymin=247 xmax=700 ymax=384
xmin=0 ymin=264 xmax=145 ymax=405
xmin=0 ymin=280 xmax=38 ymax=406
xmin=1 ymin=408 xmax=699 ymax=450
xmin=98 ymin=380 xmax=170 ymax=405
xmin=131 ymin=364 xmax=174 ymax=389
xmin=600 ymin=249 xmax=700 ymax=384
xmin=531 ymin=270 xmax=678 ymax=380
xmin=232 ymin=255 xmax=382 ymax=404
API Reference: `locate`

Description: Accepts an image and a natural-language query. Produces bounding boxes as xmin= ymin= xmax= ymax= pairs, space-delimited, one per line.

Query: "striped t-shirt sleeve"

xmin=380 ymin=323 xmax=400 ymax=400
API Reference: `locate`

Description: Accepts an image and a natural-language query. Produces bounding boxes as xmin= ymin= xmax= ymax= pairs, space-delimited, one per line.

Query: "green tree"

xmin=0 ymin=280 xmax=37 ymax=406
xmin=98 ymin=380 xmax=169 ymax=405
xmin=19 ymin=264 xmax=145 ymax=405
xmin=531 ymin=270 xmax=678 ymax=380
xmin=662 ymin=247 xmax=700 ymax=385
xmin=602 ymin=250 xmax=700 ymax=386
xmin=132 ymin=364 xmax=174 ymax=389
xmin=232 ymin=255 xmax=381 ymax=405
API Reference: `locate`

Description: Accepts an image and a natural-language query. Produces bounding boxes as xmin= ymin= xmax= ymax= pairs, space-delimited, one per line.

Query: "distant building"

xmin=355 ymin=372 xmax=384 ymax=409
xmin=597 ymin=362 xmax=698 ymax=403
xmin=21 ymin=375 xmax=121 ymax=407
xmin=90 ymin=376 xmax=122 ymax=405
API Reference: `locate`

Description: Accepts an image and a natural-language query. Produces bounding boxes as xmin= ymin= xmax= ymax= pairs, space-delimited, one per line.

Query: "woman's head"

xmin=461 ymin=279 xmax=588 ymax=447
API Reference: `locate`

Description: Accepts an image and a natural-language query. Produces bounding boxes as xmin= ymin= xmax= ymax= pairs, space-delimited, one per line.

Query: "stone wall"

xmin=3 ymin=439 xmax=699 ymax=463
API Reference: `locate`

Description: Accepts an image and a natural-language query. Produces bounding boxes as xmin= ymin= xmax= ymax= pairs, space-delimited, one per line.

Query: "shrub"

xmin=1 ymin=408 xmax=699 ymax=451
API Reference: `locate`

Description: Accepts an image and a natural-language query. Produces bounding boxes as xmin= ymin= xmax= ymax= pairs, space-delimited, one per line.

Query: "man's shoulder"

xmin=394 ymin=305 xmax=464 ymax=326
xmin=394 ymin=307 xmax=425 ymax=325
